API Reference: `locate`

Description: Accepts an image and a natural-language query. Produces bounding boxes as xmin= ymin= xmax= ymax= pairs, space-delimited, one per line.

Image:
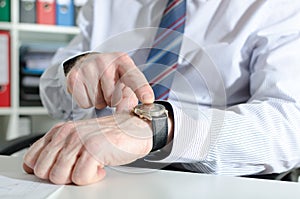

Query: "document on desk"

xmin=0 ymin=175 xmax=62 ymax=199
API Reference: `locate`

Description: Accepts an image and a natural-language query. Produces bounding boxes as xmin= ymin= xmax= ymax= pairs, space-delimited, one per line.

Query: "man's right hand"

xmin=66 ymin=52 xmax=155 ymax=112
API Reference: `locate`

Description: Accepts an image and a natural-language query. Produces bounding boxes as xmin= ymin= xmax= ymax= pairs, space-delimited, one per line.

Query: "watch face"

xmin=134 ymin=103 xmax=166 ymax=119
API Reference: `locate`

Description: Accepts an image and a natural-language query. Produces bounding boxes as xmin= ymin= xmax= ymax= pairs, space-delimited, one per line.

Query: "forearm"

xmin=148 ymin=100 xmax=300 ymax=176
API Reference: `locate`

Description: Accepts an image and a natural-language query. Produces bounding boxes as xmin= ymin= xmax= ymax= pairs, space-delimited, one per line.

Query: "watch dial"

xmin=136 ymin=103 xmax=165 ymax=117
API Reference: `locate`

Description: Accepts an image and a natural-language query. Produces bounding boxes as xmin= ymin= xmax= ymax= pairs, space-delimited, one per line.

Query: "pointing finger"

xmin=116 ymin=54 xmax=154 ymax=104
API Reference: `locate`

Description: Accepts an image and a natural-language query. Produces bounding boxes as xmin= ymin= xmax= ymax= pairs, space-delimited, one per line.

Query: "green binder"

xmin=0 ymin=0 xmax=10 ymax=22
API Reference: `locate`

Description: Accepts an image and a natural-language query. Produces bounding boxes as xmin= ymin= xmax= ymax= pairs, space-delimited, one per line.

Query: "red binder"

xmin=0 ymin=31 xmax=10 ymax=107
xmin=37 ymin=0 xmax=56 ymax=25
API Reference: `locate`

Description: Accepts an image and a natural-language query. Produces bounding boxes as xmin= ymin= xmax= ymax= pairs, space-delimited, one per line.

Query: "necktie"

xmin=144 ymin=0 xmax=186 ymax=100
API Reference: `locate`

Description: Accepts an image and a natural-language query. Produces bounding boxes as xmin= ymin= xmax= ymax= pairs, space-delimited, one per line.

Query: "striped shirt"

xmin=40 ymin=0 xmax=300 ymax=176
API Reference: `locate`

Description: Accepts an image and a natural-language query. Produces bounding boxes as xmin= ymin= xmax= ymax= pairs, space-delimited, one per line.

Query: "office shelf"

xmin=18 ymin=107 xmax=49 ymax=115
xmin=0 ymin=0 xmax=79 ymax=140
xmin=18 ymin=23 xmax=80 ymax=34
xmin=0 ymin=108 xmax=13 ymax=115
xmin=0 ymin=22 xmax=12 ymax=30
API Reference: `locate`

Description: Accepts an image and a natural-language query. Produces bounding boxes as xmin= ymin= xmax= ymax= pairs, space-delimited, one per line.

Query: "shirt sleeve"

xmin=146 ymin=13 xmax=300 ymax=176
xmin=39 ymin=0 xmax=96 ymax=121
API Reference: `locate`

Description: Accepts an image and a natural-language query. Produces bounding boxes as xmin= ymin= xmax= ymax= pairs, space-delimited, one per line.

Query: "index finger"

xmin=116 ymin=54 xmax=155 ymax=104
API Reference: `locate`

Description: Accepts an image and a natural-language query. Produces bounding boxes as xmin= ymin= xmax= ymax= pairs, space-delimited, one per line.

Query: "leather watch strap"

xmin=151 ymin=113 xmax=168 ymax=152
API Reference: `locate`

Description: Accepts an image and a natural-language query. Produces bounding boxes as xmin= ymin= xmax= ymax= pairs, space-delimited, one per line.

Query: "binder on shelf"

xmin=22 ymin=76 xmax=40 ymax=87
xmin=22 ymin=52 xmax=54 ymax=74
xmin=0 ymin=31 xmax=10 ymax=107
xmin=19 ymin=42 xmax=66 ymax=106
xmin=20 ymin=42 xmax=63 ymax=74
xmin=74 ymin=0 xmax=87 ymax=25
xmin=36 ymin=0 xmax=56 ymax=25
xmin=56 ymin=0 xmax=75 ymax=26
xmin=20 ymin=0 xmax=36 ymax=23
xmin=0 ymin=0 xmax=10 ymax=22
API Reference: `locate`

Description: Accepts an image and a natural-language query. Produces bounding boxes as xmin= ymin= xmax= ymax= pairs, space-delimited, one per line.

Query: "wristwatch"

xmin=133 ymin=103 xmax=168 ymax=152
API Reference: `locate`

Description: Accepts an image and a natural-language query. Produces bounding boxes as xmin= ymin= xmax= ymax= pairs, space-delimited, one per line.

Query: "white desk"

xmin=0 ymin=155 xmax=299 ymax=199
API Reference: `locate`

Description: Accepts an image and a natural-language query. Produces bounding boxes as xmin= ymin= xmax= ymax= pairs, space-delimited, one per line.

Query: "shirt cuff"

xmin=144 ymin=101 xmax=211 ymax=163
xmin=62 ymin=51 xmax=99 ymax=76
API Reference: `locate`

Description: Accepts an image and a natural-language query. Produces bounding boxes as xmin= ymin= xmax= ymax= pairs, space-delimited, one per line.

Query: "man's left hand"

xmin=23 ymin=113 xmax=152 ymax=185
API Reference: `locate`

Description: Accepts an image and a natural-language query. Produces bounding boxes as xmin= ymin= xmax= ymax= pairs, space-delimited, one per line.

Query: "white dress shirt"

xmin=40 ymin=0 xmax=300 ymax=176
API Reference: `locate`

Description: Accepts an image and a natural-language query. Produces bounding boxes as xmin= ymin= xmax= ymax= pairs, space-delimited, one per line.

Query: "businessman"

xmin=23 ymin=0 xmax=300 ymax=185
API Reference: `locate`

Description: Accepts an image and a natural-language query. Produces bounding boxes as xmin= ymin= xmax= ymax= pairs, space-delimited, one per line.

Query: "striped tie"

xmin=143 ymin=0 xmax=186 ymax=100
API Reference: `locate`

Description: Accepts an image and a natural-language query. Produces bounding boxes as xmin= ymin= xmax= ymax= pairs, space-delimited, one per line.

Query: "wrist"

xmin=132 ymin=102 xmax=174 ymax=152
xmin=63 ymin=52 xmax=100 ymax=76
xmin=167 ymin=112 xmax=174 ymax=144
xmin=155 ymin=101 xmax=174 ymax=145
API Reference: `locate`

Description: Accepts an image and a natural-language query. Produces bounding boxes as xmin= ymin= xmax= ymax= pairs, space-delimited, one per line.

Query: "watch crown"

xmin=133 ymin=107 xmax=153 ymax=120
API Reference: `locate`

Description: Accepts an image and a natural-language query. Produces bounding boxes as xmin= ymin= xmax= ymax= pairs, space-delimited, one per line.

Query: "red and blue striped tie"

xmin=144 ymin=0 xmax=186 ymax=100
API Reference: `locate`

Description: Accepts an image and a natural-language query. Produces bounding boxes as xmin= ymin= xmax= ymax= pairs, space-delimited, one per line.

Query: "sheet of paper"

xmin=0 ymin=175 xmax=62 ymax=199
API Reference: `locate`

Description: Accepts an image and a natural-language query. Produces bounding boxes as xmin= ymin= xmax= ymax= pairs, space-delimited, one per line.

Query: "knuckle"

xmin=114 ymin=51 xmax=127 ymax=57
xmin=52 ymin=122 xmax=75 ymax=141
xmin=93 ymin=55 xmax=107 ymax=72
xmin=115 ymin=52 xmax=132 ymax=64
xmin=93 ymin=54 xmax=105 ymax=64
xmin=56 ymin=121 xmax=66 ymax=127
xmin=102 ymin=66 xmax=113 ymax=79
xmin=50 ymin=122 xmax=65 ymax=132
xmin=66 ymin=131 xmax=81 ymax=147
xmin=66 ymin=71 xmax=78 ymax=89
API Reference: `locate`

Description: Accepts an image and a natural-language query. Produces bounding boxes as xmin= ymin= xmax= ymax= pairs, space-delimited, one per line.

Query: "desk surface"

xmin=0 ymin=155 xmax=299 ymax=199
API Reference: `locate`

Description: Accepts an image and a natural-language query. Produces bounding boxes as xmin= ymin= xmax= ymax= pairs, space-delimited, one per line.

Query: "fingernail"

xmin=142 ymin=93 xmax=154 ymax=103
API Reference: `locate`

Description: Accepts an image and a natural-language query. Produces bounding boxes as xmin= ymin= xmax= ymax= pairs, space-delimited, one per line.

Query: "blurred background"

xmin=0 ymin=0 xmax=87 ymax=141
